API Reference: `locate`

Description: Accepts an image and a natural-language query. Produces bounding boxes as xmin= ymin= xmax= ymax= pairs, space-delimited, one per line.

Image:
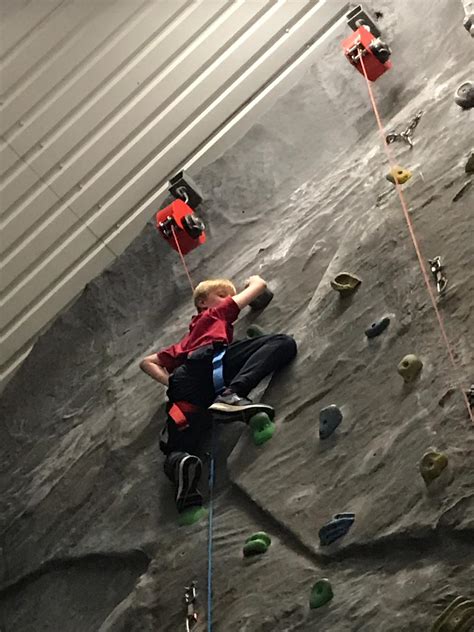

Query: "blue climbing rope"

xmin=207 ymin=421 xmax=216 ymax=632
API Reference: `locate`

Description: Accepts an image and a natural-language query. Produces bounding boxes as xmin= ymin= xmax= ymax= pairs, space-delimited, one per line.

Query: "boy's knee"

xmin=274 ymin=334 xmax=297 ymax=358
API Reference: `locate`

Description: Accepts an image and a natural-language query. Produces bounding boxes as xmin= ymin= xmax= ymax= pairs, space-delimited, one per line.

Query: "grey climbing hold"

xmin=365 ymin=316 xmax=390 ymax=338
xmin=249 ymin=288 xmax=274 ymax=311
xmin=319 ymin=405 xmax=343 ymax=439
xmin=454 ymin=81 xmax=474 ymax=109
xmin=465 ymin=150 xmax=474 ymax=173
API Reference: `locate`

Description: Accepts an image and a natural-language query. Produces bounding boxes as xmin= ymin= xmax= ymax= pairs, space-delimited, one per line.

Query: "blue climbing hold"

xmin=319 ymin=405 xmax=343 ymax=440
xmin=365 ymin=316 xmax=390 ymax=339
xmin=319 ymin=513 xmax=355 ymax=546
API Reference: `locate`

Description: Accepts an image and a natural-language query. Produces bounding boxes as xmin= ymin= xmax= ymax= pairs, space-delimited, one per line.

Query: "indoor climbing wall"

xmin=0 ymin=1 xmax=473 ymax=631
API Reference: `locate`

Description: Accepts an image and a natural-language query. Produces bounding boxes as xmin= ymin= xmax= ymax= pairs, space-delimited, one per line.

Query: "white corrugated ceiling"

xmin=0 ymin=0 xmax=350 ymax=388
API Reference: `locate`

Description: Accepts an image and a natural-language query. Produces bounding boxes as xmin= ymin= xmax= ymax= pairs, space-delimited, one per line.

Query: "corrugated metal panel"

xmin=0 ymin=0 xmax=349 ymax=386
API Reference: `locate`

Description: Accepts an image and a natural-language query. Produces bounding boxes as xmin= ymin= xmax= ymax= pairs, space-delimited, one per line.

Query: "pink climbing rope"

xmin=358 ymin=55 xmax=473 ymax=424
xmin=171 ymin=224 xmax=195 ymax=293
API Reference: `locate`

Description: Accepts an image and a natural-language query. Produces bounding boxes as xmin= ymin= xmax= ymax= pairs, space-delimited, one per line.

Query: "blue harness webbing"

xmin=211 ymin=349 xmax=226 ymax=394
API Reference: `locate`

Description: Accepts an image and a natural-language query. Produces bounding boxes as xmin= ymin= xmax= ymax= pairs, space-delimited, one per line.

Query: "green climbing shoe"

xmin=309 ymin=578 xmax=334 ymax=609
xmin=177 ymin=505 xmax=208 ymax=526
xmin=249 ymin=412 xmax=275 ymax=446
xmin=247 ymin=324 xmax=266 ymax=338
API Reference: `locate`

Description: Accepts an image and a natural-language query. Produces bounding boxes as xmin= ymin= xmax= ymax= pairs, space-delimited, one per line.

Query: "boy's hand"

xmin=244 ymin=275 xmax=267 ymax=288
xmin=234 ymin=276 xmax=267 ymax=310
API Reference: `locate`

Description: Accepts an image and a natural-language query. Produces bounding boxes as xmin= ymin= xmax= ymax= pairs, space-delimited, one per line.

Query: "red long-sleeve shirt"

xmin=156 ymin=296 xmax=240 ymax=372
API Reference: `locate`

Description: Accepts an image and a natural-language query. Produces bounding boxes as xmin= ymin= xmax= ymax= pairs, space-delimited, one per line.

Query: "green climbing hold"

xmin=249 ymin=412 xmax=275 ymax=446
xmin=419 ymin=450 xmax=448 ymax=485
xmin=397 ymin=354 xmax=423 ymax=383
xmin=330 ymin=273 xmax=361 ymax=296
xmin=309 ymin=579 xmax=334 ymax=609
xmin=432 ymin=596 xmax=474 ymax=632
xmin=245 ymin=531 xmax=272 ymax=547
xmin=243 ymin=533 xmax=270 ymax=557
xmin=177 ymin=505 xmax=208 ymax=526
xmin=247 ymin=324 xmax=266 ymax=338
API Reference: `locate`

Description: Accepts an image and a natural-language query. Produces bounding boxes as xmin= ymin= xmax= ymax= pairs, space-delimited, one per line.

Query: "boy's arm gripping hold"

xmin=140 ymin=355 xmax=170 ymax=386
xmin=232 ymin=275 xmax=267 ymax=310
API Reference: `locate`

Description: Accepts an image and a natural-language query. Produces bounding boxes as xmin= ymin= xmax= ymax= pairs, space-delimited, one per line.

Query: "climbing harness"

xmin=356 ymin=52 xmax=473 ymax=422
xmin=386 ymin=111 xmax=423 ymax=149
xmin=428 ymin=256 xmax=448 ymax=294
xmin=184 ymin=581 xmax=199 ymax=631
xmin=212 ymin=348 xmax=227 ymax=395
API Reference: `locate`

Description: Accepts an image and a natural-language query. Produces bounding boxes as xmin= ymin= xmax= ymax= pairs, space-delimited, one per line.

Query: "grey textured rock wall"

xmin=1 ymin=1 xmax=473 ymax=630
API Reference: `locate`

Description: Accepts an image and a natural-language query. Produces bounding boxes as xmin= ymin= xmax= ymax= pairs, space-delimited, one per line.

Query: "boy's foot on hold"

xmin=176 ymin=454 xmax=203 ymax=513
xmin=209 ymin=389 xmax=275 ymax=423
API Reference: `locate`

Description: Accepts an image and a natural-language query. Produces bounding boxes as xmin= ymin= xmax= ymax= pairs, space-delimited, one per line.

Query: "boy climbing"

xmin=140 ymin=276 xmax=297 ymax=515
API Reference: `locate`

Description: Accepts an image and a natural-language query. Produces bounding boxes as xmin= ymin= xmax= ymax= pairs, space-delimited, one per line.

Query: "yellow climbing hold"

xmin=419 ymin=450 xmax=448 ymax=485
xmin=330 ymin=273 xmax=362 ymax=296
xmin=386 ymin=166 xmax=412 ymax=185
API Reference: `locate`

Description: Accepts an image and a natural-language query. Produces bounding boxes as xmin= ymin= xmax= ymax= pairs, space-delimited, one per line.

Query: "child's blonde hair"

xmin=193 ymin=279 xmax=236 ymax=311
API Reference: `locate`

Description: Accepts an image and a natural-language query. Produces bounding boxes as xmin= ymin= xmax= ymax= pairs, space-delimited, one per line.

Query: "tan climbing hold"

xmin=386 ymin=166 xmax=412 ymax=185
xmin=397 ymin=354 xmax=423 ymax=383
xmin=330 ymin=273 xmax=362 ymax=296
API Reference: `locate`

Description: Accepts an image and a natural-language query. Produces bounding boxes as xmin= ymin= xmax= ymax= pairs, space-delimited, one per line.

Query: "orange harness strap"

xmin=168 ymin=400 xmax=202 ymax=431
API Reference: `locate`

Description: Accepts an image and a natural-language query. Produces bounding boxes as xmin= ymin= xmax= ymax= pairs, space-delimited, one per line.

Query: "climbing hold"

xmin=249 ymin=288 xmax=274 ymax=311
xmin=465 ymin=151 xmax=474 ymax=174
xmin=454 ymin=81 xmax=474 ymax=109
xmin=365 ymin=316 xmax=390 ymax=338
xmin=247 ymin=324 xmax=267 ymax=338
xmin=249 ymin=412 xmax=275 ymax=446
xmin=432 ymin=595 xmax=474 ymax=632
xmin=330 ymin=273 xmax=361 ymax=296
xmin=245 ymin=532 xmax=272 ymax=547
xmin=178 ymin=505 xmax=209 ymax=527
xmin=386 ymin=166 xmax=412 ymax=185
xmin=318 ymin=513 xmax=355 ymax=546
xmin=397 ymin=354 xmax=423 ymax=383
xmin=309 ymin=579 xmax=334 ymax=609
xmin=419 ymin=450 xmax=448 ymax=485
xmin=319 ymin=405 xmax=343 ymax=440
xmin=243 ymin=532 xmax=271 ymax=557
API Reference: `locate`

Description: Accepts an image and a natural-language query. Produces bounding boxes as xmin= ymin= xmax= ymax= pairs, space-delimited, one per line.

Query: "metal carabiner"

xmin=428 ymin=256 xmax=448 ymax=294
xmin=184 ymin=581 xmax=198 ymax=632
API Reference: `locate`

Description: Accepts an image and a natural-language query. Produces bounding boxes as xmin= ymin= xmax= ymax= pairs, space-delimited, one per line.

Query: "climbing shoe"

xmin=209 ymin=390 xmax=275 ymax=423
xmin=175 ymin=454 xmax=203 ymax=513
